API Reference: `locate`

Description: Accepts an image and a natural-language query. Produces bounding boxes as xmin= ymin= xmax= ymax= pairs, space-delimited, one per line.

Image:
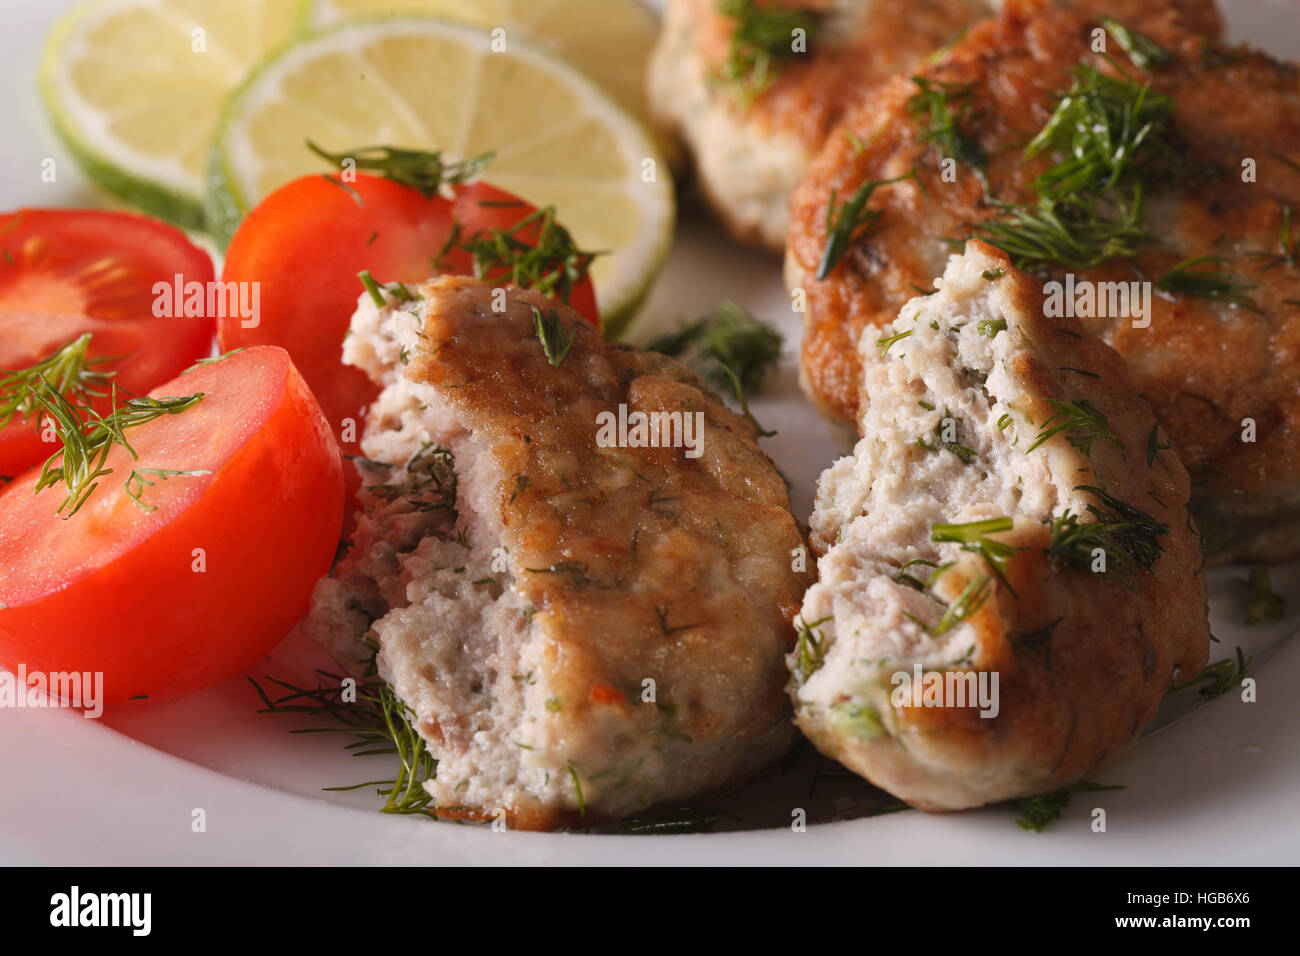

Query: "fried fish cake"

xmin=786 ymin=0 xmax=1300 ymax=563
xmin=647 ymin=0 xmax=996 ymax=250
xmin=791 ymin=242 xmax=1210 ymax=811
xmin=303 ymin=277 xmax=812 ymax=830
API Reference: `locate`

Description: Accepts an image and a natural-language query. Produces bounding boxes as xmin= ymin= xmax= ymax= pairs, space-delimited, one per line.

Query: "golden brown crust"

xmin=407 ymin=278 xmax=813 ymax=827
xmin=788 ymin=0 xmax=1299 ymax=559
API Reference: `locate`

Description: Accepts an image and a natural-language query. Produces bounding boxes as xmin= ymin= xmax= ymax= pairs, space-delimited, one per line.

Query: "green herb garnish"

xmin=1185 ymin=646 xmax=1251 ymax=699
xmin=1014 ymin=781 xmax=1123 ymax=832
xmin=718 ymin=0 xmax=822 ymax=102
xmin=250 ymin=670 xmax=439 ymax=818
xmin=932 ymin=516 xmax=1019 ymax=594
xmin=0 ymin=334 xmax=115 ymax=432
xmin=308 ymin=140 xmax=493 ymax=199
xmin=1026 ymin=399 xmax=1124 ymax=456
xmin=818 ymin=172 xmax=915 ymax=279
xmin=1156 ymin=256 xmax=1264 ymax=314
xmin=438 ymin=206 xmax=601 ymax=307
xmin=1046 ymin=485 xmax=1168 ymax=586
xmin=1100 ymin=17 xmax=1171 ymax=70
xmin=531 ymin=305 xmax=577 ymax=368
xmin=792 ymin=616 xmax=832 ymax=684
xmin=30 ymin=383 xmax=205 ymax=517
xmin=646 ymin=300 xmax=782 ymax=399
xmin=1245 ymin=566 xmax=1284 ymax=625
xmin=906 ymin=77 xmax=987 ymax=177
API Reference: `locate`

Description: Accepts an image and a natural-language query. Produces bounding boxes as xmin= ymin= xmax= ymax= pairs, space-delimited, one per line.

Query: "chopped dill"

xmin=905 ymin=77 xmax=987 ymax=178
xmin=645 ymin=300 xmax=782 ymax=400
xmin=31 ymin=384 xmax=205 ymax=517
xmin=717 ymin=0 xmax=823 ymax=103
xmin=1156 ymin=256 xmax=1264 ymax=314
xmin=876 ymin=328 xmax=913 ymax=355
xmin=1146 ymin=422 xmax=1172 ymax=466
xmin=1244 ymin=565 xmax=1284 ymax=625
xmin=0 ymin=334 xmax=115 ymax=432
xmin=792 ymin=616 xmax=832 ymax=684
xmin=1046 ymin=485 xmax=1168 ymax=586
xmin=818 ymin=171 xmax=916 ymax=279
xmin=1014 ymin=782 xmax=1123 ymax=832
xmin=531 ymin=305 xmax=577 ymax=368
xmin=249 ymin=670 xmax=440 ymax=818
xmin=307 ymin=140 xmax=494 ymax=199
xmin=1100 ymin=17 xmax=1171 ymax=70
xmin=1026 ymin=399 xmax=1124 ymax=456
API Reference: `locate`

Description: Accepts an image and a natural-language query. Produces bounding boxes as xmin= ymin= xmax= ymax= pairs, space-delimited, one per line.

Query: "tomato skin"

xmin=218 ymin=174 xmax=598 ymax=511
xmin=0 ymin=209 xmax=216 ymax=479
xmin=0 ymin=347 xmax=343 ymax=704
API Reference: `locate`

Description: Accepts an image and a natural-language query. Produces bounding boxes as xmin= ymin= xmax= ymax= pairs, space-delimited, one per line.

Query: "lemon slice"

xmin=208 ymin=18 xmax=674 ymax=335
xmin=306 ymin=0 xmax=669 ymax=161
xmin=39 ymin=0 xmax=304 ymax=230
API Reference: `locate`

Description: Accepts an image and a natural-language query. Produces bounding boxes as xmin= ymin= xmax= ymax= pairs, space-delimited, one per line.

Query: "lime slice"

xmin=209 ymin=18 xmax=674 ymax=335
xmin=39 ymin=0 xmax=304 ymax=230
xmin=306 ymin=0 xmax=668 ymax=161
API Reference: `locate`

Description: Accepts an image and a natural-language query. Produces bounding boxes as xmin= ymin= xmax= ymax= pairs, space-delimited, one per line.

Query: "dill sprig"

xmin=1046 ymin=485 xmax=1168 ymax=586
xmin=249 ymin=671 xmax=439 ymax=817
xmin=0 ymin=334 xmax=115 ymax=431
xmin=1024 ymin=65 xmax=1176 ymax=199
xmin=438 ymin=205 xmax=600 ymax=307
xmin=1014 ymin=781 xmax=1123 ymax=832
xmin=646 ymin=300 xmax=782 ymax=397
xmin=932 ymin=516 xmax=1019 ymax=595
xmin=1248 ymin=204 xmax=1298 ymax=272
xmin=930 ymin=573 xmax=993 ymax=635
xmin=1184 ymin=646 xmax=1250 ymax=699
xmin=975 ymin=190 xmax=1148 ymax=272
xmin=1244 ymin=565 xmax=1284 ymax=625
xmin=307 ymin=140 xmax=494 ymax=199
xmin=1026 ymin=399 xmax=1124 ymax=456
xmin=531 ymin=305 xmax=577 ymax=368
xmin=976 ymin=64 xmax=1177 ymax=271
xmin=1100 ymin=17 xmax=1171 ymax=71
xmin=792 ymin=615 xmax=831 ymax=685
xmin=30 ymin=382 xmax=205 ymax=518
xmin=818 ymin=171 xmax=915 ymax=279
xmin=1156 ymin=256 xmax=1264 ymax=314
xmin=718 ymin=0 xmax=822 ymax=102
xmin=906 ymin=77 xmax=987 ymax=177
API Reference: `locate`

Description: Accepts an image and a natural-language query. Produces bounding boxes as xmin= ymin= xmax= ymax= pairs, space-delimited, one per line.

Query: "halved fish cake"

xmin=791 ymin=242 xmax=1210 ymax=811
xmin=303 ymin=276 xmax=812 ymax=829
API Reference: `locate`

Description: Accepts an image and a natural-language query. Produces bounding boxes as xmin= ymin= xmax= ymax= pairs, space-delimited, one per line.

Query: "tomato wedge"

xmin=0 ymin=346 xmax=343 ymax=704
xmin=0 ymin=209 xmax=216 ymax=479
xmin=217 ymin=173 xmax=599 ymax=507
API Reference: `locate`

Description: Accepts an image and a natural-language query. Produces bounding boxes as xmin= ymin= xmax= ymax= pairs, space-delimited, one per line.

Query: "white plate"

xmin=1 ymin=0 xmax=1298 ymax=865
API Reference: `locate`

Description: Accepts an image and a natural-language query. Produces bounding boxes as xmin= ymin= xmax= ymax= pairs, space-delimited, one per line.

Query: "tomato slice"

xmin=0 ymin=209 xmax=216 ymax=479
xmin=217 ymin=174 xmax=599 ymax=509
xmin=0 ymin=346 xmax=343 ymax=704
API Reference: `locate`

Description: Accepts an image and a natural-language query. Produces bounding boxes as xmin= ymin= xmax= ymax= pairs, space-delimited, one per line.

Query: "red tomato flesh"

xmin=217 ymin=174 xmax=598 ymax=509
xmin=0 ymin=209 xmax=216 ymax=479
xmin=0 ymin=346 xmax=343 ymax=704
